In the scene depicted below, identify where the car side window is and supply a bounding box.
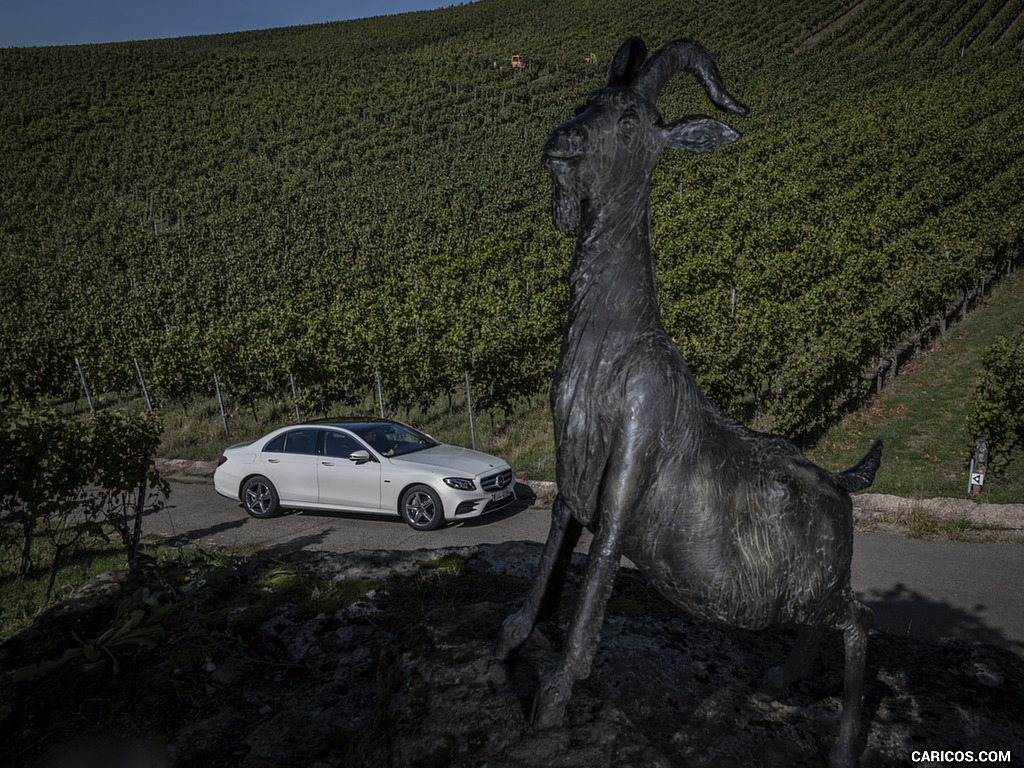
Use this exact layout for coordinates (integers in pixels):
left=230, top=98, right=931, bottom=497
left=263, top=434, right=286, bottom=452
left=323, top=431, right=362, bottom=459
left=283, top=428, right=319, bottom=455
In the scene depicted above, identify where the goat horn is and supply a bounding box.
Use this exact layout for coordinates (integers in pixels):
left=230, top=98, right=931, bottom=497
left=634, top=38, right=749, bottom=117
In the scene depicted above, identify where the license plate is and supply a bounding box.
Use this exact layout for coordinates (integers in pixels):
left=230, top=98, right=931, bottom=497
left=492, top=488, right=512, bottom=502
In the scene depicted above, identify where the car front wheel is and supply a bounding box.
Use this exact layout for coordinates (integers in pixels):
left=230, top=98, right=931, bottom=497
left=241, top=475, right=281, bottom=519
left=400, top=485, right=444, bottom=531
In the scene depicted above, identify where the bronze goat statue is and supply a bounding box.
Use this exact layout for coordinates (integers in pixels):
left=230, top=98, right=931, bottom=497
left=495, top=36, right=882, bottom=768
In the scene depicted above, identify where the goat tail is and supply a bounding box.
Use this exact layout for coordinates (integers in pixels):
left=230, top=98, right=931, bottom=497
left=832, top=440, right=883, bottom=493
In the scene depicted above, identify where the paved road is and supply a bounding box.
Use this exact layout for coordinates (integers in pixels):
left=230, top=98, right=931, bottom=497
left=148, top=475, right=1024, bottom=658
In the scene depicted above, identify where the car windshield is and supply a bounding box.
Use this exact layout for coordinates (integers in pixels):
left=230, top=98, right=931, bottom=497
left=350, top=422, right=440, bottom=457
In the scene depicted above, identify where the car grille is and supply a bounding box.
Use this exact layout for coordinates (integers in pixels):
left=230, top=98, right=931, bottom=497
left=481, top=469, right=513, bottom=492
left=454, top=489, right=515, bottom=517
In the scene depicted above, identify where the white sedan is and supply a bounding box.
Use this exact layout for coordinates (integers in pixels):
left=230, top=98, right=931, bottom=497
left=213, top=419, right=515, bottom=530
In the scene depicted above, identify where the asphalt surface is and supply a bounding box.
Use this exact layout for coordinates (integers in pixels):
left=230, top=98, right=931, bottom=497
left=147, top=475, right=1024, bottom=658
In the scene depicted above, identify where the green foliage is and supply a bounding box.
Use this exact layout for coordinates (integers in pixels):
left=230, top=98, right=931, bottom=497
left=13, top=586, right=180, bottom=681
left=967, top=327, right=1024, bottom=472
left=1, top=0, right=1022, bottom=435
left=0, top=405, right=169, bottom=602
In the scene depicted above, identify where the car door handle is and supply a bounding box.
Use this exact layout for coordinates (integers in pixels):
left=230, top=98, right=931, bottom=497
left=321, top=461, right=334, bottom=466
left=267, top=458, right=280, bottom=463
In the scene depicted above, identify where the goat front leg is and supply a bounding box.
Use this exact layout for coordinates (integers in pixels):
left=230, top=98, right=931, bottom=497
left=830, top=599, right=873, bottom=768
left=495, top=494, right=582, bottom=660
left=531, top=502, right=626, bottom=729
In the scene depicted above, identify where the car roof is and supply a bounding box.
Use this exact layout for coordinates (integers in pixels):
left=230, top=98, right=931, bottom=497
left=307, top=417, right=393, bottom=426
left=293, top=418, right=405, bottom=432
left=258, top=419, right=428, bottom=441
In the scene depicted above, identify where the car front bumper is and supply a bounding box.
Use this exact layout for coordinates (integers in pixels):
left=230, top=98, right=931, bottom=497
left=452, top=486, right=516, bottom=518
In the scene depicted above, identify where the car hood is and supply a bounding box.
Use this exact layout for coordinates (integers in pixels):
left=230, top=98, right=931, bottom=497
left=391, top=445, right=507, bottom=476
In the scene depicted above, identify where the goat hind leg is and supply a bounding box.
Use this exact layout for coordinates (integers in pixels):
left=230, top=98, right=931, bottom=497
left=760, top=623, right=825, bottom=697
left=495, top=494, right=582, bottom=660
left=830, top=600, right=873, bottom=768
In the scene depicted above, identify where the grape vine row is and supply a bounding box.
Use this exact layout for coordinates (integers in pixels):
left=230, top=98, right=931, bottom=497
left=1, top=0, right=1021, bottom=435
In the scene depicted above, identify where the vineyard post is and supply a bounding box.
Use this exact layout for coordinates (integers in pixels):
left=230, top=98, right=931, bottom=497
left=212, top=367, right=229, bottom=438
left=129, top=446, right=149, bottom=563
left=289, top=372, right=301, bottom=423
left=970, top=437, right=988, bottom=496
left=133, top=357, right=153, bottom=412
left=74, top=356, right=94, bottom=413
left=465, top=370, right=476, bottom=450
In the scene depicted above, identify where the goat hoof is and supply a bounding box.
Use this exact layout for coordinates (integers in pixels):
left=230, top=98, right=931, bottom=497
left=758, top=666, right=786, bottom=698
left=828, top=743, right=856, bottom=768
left=485, top=657, right=512, bottom=686
left=530, top=696, right=566, bottom=730
left=530, top=674, right=569, bottom=730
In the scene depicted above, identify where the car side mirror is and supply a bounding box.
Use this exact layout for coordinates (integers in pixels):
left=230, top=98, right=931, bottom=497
left=348, top=450, right=372, bottom=464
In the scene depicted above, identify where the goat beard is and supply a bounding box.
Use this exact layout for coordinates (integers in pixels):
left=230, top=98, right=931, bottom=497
left=551, top=172, right=581, bottom=232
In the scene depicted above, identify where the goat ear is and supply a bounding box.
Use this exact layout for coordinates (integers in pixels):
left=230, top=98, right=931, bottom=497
left=661, top=115, right=741, bottom=153
left=607, top=36, right=647, bottom=86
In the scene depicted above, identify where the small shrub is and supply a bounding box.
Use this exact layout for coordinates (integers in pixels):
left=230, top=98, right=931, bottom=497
left=966, top=328, right=1024, bottom=473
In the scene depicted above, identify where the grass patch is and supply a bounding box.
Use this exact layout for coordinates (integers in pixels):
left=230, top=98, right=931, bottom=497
left=906, top=508, right=970, bottom=540
left=0, top=532, right=269, bottom=647
left=1, top=532, right=137, bottom=644
left=903, top=506, right=1010, bottom=542
left=212, top=564, right=386, bottom=638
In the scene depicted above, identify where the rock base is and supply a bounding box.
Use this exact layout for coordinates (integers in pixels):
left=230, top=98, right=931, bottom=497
left=9, top=544, right=1023, bottom=768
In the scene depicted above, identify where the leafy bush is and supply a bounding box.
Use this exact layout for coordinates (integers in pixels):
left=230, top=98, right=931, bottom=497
left=967, top=328, right=1024, bottom=472
left=0, top=406, right=169, bottom=601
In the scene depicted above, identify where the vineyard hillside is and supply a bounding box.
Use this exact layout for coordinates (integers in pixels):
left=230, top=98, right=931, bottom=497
left=1, top=0, right=1022, bottom=434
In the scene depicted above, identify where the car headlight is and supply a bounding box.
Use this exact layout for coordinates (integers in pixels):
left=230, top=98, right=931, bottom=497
left=443, top=477, right=476, bottom=491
